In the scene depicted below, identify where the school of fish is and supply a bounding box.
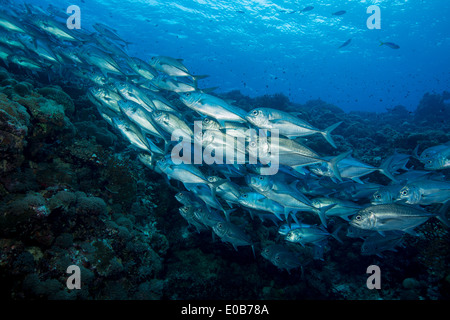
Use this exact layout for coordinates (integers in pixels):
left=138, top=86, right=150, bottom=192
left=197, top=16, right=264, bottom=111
left=1, top=2, right=448, bottom=274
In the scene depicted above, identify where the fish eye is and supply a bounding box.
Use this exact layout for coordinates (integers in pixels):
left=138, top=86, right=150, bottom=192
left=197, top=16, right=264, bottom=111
left=375, top=195, right=381, bottom=199
left=242, top=194, right=248, bottom=198
left=203, top=118, right=210, bottom=123
left=401, top=190, right=408, bottom=195
left=250, top=141, right=256, bottom=148
left=355, top=215, right=362, bottom=221
left=252, top=110, right=259, bottom=116
left=185, top=93, right=190, bottom=97
left=258, top=176, right=264, bottom=180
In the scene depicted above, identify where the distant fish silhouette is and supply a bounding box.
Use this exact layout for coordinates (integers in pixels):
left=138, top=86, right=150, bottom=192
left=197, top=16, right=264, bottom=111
left=339, top=38, right=352, bottom=49
left=379, top=41, right=400, bottom=49
left=332, top=10, right=346, bottom=16
left=301, top=6, right=314, bottom=13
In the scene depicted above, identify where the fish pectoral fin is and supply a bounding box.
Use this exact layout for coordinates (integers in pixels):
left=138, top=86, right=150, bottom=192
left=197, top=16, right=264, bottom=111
left=351, top=177, right=364, bottom=184
left=403, top=227, right=419, bottom=237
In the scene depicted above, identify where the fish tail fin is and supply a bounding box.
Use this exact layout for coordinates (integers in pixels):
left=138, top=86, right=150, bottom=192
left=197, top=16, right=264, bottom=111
left=326, top=149, right=352, bottom=182
left=251, top=244, right=256, bottom=259
left=315, top=204, right=336, bottom=228
left=331, top=224, right=344, bottom=244
left=321, top=121, right=342, bottom=148
left=224, top=208, right=236, bottom=222
left=200, top=86, right=219, bottom=94
left=192, top=74, right=209, bottom=88
left=378, top=158, right=398, bottom=183
left=290, top=212, right=300, bottom=225
left=283, top=207, right=292, bottom=221
left=437, top=201, right=450, bottom=228
left=412, top=144, right=420, bottom=160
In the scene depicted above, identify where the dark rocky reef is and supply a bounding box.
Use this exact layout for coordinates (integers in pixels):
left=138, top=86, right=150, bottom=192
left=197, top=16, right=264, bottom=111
left=0, top=68, right=169, bottom=299
left=0, top=68, right=449, bottom=300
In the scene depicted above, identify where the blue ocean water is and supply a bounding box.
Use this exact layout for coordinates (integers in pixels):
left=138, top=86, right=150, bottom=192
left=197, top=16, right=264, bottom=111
left=21, top=0, right=450, bottom=112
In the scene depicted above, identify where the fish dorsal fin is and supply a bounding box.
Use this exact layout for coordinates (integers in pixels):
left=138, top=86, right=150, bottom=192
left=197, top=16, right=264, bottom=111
left=224, top=99, right=236, bottom=104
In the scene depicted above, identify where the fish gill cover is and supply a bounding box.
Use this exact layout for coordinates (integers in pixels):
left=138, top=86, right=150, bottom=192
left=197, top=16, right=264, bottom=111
left=0, top=0, right=449, bottom=303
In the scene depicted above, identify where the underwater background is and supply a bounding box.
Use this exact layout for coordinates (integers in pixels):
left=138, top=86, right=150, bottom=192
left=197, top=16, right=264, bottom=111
left=0, top=0, right=449, bottom=300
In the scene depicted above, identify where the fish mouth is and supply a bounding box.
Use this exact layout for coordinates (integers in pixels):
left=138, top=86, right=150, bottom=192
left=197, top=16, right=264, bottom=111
left=244, top=114, right=254, bottom=122
left=348, top=220, right=358, bottom=228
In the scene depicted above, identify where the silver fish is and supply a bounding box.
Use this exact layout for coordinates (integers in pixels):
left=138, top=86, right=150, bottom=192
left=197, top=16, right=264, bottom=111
left=278, top=223, right=313, bottom=236
left=350, top=203, right=448, bottom=235
left=245, top=107, right=342, bottom=148
left=126, top=57, right=158, bottom=81
left=201, top=117, right=250, bottom=140
left=0, top=30, right=26, bottom=50
left=178, top=205, right=208, bottom=233
left=92, top=22, right=130, bottom=45
left=175, top=191, right=204, bottom=208
left=261, top=244, right=302, bottom=274
left=238, top=192, right=285, bottom=221
left=149, top=55, right=208, bottom=83
left=194, top=206, right=226, bottom=228
left=137, top=152, right=155, bottom=171
left=112, top=118, right=152, bottom=152
left=0, top=11, right=28, bottom=33
left=207, top=176, right=241, bottom=208
left=20, top=37, right=61, bottom=64
left=151, top=74, right=197, bottom=93
left=0, top=43, right=12, bottom=64
left=155, top=157, right=209, bottom=189
left=8, top=55, right=46, bottom=71
left=212, top=221, right=254, bottom=255
left=371, top=185, right=403, bottom=205
left=87, top=87, right=122, bottom=114
left=397, top=180, right=450, bottom=205
left=151, top=110, right=193, bottom=143
left=195, top=129, right=247, bottom=164
left=311, top=197, right=362, bottom=221
left=79, top=46, right=125, bottom=76
left=180, top=92, right=248, bottom=125
left=247, top=137, right=349, bottom=181
left=28, top=15, right=80, bottom=41
left=189, top=184, right=230, bottom=218
left=114, top=81, right=156, bottom=112
left=285, top=224, right=342, bottom=247
left=361, top=231, right=405, bottom=257
left=118, top=100, right=166, bottom=140
left=416, top=142, right=450, bottom=170
left=246, top=174, right=325, bottom=224
left=310, top=153, right=397, bottom=184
